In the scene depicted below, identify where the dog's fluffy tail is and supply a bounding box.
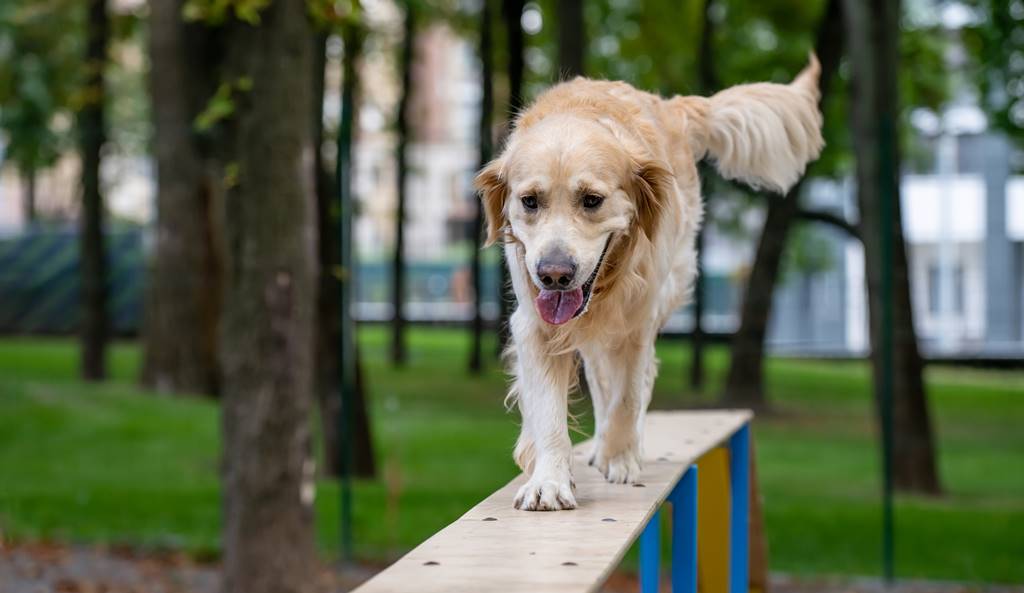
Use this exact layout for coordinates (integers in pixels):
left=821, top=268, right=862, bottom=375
left=668, top=54, right=824, bottom=194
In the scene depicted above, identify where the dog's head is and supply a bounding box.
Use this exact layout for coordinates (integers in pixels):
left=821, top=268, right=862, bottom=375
left=476, top=113, right=671, bottom=325
left=477, top=57, right=823, bottom=327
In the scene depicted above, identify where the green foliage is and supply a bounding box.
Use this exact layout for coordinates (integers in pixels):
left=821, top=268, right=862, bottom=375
left=0, top=55, right=63, bottom=174
left=585, top=0, right=705, bottom=94
left=106, top=33, right=151, bottom=157
left=193, top=77, right=252, bottom=132
left=513, top=0, right=693, bottom=98
left=711, top=0, right=820, bottom=88
left=0, top=0, right=82, bottom=177
left=222, top=161, right=240, bottom=188
left=0, top=0, right=149, bottom=181
left=182, top=0, right=273, bottom=25
left=963, top=0, right=1024, bottom=151
left=102, top=3, right=150, bottom=158
left=897, top=15, right=952, bottom=173
left=781, top=223, right=835, bottom=278
left=307, top=0, right=361, bottom=29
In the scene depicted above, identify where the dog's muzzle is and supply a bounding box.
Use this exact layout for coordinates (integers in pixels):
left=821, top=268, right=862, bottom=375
left=533, top=237, right=613, bottom=325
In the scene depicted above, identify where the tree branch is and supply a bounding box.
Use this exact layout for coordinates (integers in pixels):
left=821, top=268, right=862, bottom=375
left=796, top=208, right=861, bottom=240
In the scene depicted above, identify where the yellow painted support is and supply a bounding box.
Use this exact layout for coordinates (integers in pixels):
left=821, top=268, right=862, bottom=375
left=696, top=447, right=730, bottom=593
left=696, top=444, right=766, bottom=593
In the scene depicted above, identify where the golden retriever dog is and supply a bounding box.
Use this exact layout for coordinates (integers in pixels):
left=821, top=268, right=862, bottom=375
left=476, top=57, right=824, bottom=511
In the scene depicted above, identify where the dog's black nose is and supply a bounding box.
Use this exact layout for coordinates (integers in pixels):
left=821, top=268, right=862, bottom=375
left=537, top=250, right=576, bottom=289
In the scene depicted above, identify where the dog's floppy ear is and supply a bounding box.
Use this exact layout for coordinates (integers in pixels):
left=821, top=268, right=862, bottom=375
left=697, top=55, right=824, bottom=194
left=629, top=158, right=673, bottom=240
left=474, top=158, right=509, bottom=246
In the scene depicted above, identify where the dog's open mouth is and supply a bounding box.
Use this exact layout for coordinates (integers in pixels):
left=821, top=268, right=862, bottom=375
left=534, top=237, right=612, bottom=325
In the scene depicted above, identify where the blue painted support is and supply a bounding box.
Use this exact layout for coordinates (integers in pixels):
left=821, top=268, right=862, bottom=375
left=729, top=424, right=751, bottom=593
left=640, top=508, right=661, bottom=593
left=669, top=465, right=698, bottom=593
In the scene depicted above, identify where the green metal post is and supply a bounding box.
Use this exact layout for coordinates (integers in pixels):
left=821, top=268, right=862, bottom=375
left=878, top=117, right=895, bottom=584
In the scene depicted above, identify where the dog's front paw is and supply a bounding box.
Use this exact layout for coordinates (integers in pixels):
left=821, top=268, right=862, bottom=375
left=514, top=472, right=577, bottom=511
left=591, top=446, right=642, bottom=484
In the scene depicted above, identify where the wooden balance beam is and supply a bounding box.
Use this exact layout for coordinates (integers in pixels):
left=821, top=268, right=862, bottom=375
left=353, top=410, right=757, bottom=593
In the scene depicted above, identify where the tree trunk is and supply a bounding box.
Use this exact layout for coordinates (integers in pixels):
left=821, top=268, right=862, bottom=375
left=723, top=0, right=843, bottom=408
left=690, top=0, right=719, bottom=393
left=842, top=0, right=941, bottom=494
left=314, top=33, right=336, bottom=413
left=391, top=3, right=414, bottom=366
left=142, top=0, right=222, bottom=396
left=317, top=30, right=376, bottom=479
left=469, top=0, right=495, bottom=373
left=21, top=170, right=36, bottom=224
left=723, top=193, right=801, bottom=407
left=79, top=0, right=109, bottom=381
left=556, top=0, right=584, bottom=78
left=217, top=3, right=319, bottom=592
left=314, top=32, right=342, bottom=476
left=690, top=224, right=707, bottom=391
left=497, top=0, right=525, bottom=356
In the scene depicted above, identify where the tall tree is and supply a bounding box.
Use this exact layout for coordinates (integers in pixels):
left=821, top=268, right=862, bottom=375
left=723, top=0, right=844, bottom=408
left=689, top=0, right=719, bottom=393
left=391, top=1, right=415, bottom=366
left=334, top=16, right=379, bottom=559
left=496, top=0, right=524, bottom=355
left=469, top=0, right=495, bottom=373
left=78, top=0, right=109, bottom=381
left=217, top=1, right=319, bottom=591
left=843, top=0, right=941, bottom=494
left=315, top=22, right=376, bottom=478
left=556, top=0, right=584, bottom=78
left=142, top=0, right=222, bottom=395
left=313, top=33, right=337, bottom=458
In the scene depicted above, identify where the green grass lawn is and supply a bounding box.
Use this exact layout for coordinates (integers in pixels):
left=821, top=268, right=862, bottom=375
left=0, top=329, right=1021, bottom=583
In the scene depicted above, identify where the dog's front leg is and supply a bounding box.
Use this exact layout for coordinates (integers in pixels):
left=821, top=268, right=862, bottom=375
left=509, top=315, right=576, bottom=511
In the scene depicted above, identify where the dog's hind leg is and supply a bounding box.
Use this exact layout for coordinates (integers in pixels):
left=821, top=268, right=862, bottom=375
left=580, top=346, right=612, bottom=467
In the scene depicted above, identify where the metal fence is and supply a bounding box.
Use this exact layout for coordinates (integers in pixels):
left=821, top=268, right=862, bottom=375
left=0, top=228, right=739, bottom=336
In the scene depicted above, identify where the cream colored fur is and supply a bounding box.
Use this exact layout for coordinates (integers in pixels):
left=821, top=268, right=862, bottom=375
left=476, top=57, right=823, bottom=511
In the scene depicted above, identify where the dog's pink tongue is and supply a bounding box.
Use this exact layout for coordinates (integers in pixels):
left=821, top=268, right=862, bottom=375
left=535, top=288, right=584, bottom=325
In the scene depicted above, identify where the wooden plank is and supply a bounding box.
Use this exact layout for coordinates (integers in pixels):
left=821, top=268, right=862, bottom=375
left=353, top=410, right=752, bottom=593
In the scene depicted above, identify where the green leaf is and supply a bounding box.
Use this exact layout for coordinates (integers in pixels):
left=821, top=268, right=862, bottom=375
left=193, top=82, right=235, bottom=132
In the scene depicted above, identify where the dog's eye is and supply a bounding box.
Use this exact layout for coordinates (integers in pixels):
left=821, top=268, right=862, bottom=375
left=521, top=195, right=539, bottom=210
left=582, top=194, right=604, bottom=209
